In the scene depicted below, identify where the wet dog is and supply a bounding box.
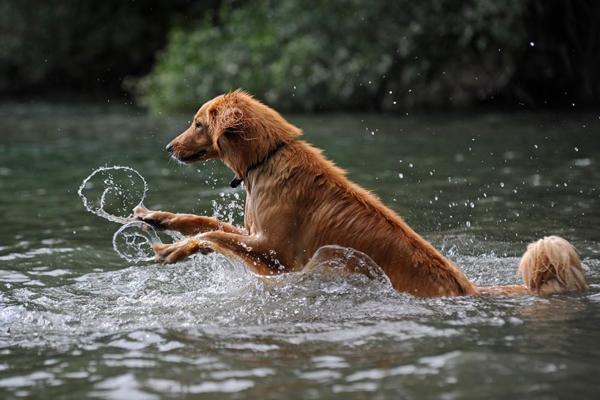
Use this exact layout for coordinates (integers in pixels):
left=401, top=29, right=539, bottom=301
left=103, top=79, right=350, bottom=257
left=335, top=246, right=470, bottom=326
left=135, top=91, right=587, bottom=297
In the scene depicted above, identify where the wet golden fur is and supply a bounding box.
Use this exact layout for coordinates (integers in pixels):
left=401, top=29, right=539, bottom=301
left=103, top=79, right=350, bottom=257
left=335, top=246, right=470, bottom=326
left=519, top=236, right=587, bottom=294
left=135, top=91, right=588, bottom=297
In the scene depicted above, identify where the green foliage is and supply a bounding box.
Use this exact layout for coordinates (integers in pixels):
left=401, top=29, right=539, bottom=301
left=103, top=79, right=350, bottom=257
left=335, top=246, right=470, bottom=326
left=137, top=0, right=527, bottom=112
left=2, top=0, right=598, bottom=109
left=0, top=0, right=215, bottom=95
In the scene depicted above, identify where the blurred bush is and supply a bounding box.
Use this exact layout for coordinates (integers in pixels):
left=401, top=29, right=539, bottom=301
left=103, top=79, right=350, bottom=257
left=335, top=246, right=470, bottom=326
left=0, top=0, right=218, bottom=97
left=1, top=0, right=598, bottom=110
left=512, top=1, right=600, bottom=107
left=137, top=0, right=527, bottom=112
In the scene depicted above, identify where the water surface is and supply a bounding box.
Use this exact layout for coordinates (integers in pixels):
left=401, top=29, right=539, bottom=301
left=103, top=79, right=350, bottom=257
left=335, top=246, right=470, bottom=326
left=0, top=104, right=599, bottom=399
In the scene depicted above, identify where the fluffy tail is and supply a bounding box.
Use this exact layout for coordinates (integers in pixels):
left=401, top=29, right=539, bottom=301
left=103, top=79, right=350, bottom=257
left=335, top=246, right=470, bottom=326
left=478, top=235, right=588, bottom=296
left=518, top=235, right=588, bottom=295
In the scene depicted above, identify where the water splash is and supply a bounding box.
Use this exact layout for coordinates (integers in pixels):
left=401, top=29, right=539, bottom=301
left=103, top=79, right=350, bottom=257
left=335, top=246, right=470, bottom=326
left=78, top=166, right=180, bottom=262
left=112, top=221, right=161, bottom=263
left=78, top=166, right=147, bottom=224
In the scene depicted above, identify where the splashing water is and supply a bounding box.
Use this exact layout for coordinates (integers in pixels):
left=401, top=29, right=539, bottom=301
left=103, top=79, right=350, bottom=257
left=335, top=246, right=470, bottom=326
left=3, top=108, right=600, bottom=399
left=112, top=221, right=162, bottom=263
left=78, top=166, right=181, bottom=262
left=78, top=166, right=147, bottom=224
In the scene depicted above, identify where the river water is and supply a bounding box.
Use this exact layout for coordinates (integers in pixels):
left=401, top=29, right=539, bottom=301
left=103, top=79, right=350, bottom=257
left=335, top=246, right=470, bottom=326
left=0, top=104, right=599, bottom=399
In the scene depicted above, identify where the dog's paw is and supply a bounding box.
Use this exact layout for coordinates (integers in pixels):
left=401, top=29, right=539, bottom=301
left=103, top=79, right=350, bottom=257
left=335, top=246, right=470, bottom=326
left=133, top=206, right=175, bottom=230
left=153, top=239, right=212, bottom=264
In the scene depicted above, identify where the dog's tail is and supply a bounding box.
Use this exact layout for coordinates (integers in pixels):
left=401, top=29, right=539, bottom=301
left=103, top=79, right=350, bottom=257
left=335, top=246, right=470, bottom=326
left=479, top=236, right=588, bottom=296
left=518, top=236, right=587, bottom=295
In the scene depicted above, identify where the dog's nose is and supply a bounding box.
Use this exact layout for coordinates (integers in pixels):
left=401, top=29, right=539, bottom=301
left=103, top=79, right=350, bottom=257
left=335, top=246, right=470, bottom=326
left=165, top=143, right=174, bottom=154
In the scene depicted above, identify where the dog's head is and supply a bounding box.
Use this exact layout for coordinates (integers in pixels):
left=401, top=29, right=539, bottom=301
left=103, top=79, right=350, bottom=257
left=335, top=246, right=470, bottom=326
left=166, top=90, right=301, bottom=176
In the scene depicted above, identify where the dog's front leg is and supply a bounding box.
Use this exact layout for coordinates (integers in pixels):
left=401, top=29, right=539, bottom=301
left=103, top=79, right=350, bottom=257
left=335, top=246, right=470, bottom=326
left=154, top=231, right=290, bottom=275
left=134, top=206, right=244, bottom=236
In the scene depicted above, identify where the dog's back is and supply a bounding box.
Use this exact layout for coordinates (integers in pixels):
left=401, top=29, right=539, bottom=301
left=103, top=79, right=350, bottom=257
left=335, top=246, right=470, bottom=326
left=247, top=140, right=477, bottom=297
left=157, top=90, right=587, bottom=297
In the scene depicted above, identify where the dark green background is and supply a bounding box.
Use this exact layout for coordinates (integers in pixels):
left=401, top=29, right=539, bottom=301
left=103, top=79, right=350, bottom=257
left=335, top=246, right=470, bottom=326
left=1, top=0, right=599, bottom=111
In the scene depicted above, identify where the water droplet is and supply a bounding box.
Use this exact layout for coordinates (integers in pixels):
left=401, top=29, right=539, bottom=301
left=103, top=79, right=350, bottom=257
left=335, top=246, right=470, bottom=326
left=500, top=182, right=505, bottom=188
left=398, top=173, right=404, bottom=179
left=529, top=42, right=535, bottom=47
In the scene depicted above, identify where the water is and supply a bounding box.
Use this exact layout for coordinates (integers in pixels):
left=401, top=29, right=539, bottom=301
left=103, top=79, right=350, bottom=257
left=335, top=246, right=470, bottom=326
left=78, top=165, right=148, bottom=225
left=0, top=104, right=599, bottom=399
left=77, top=166, right=182, bottom=262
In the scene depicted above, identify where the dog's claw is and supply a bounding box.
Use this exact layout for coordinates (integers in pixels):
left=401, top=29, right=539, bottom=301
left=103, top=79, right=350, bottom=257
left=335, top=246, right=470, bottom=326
left=152, top=239, right=209, bottom=264
left=133, top=206, right=148, bottom=217
left=132, top=207, right=173, bottom=231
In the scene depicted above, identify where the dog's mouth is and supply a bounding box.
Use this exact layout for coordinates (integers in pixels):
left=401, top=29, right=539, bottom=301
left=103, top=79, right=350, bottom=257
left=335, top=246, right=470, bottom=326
left=177, top=150, right=208, bottom=163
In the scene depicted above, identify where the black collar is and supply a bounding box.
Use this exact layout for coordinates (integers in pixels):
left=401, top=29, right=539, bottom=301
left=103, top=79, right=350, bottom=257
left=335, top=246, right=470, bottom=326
left=229, top=141, right=289, bottom=188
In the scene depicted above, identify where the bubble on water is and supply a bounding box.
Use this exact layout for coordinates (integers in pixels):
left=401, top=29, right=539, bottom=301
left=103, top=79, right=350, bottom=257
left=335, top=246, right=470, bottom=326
left=302, top=245, right=390, bottom=286
left=78, top=166, right=147, bottom=224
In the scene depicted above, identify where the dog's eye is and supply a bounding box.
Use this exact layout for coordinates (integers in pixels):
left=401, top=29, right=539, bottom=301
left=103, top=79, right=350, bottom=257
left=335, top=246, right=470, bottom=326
left=195, top=121, right=204, bottom=130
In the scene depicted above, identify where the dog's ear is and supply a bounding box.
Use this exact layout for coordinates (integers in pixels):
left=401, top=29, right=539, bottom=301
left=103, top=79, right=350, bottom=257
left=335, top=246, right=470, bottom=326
left=209, top=105, right=244, bottom=153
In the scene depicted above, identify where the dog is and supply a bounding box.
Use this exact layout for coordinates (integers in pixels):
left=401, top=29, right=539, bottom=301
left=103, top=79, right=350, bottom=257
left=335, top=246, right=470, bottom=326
left=134, top=90, right=588, bottom=297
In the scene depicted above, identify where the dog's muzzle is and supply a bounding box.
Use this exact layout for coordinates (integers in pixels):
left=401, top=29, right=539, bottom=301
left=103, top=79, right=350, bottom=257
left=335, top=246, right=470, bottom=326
left=177, top=150, right=208, bottom=163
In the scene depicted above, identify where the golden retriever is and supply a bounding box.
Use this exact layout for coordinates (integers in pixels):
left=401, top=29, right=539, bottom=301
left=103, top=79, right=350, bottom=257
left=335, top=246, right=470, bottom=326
left=134, top=91, right=588, bottom=297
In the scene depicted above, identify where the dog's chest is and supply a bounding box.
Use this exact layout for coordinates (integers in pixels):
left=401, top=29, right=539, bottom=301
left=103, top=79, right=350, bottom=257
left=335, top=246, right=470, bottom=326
left=243, top=184, right=281, bottom=236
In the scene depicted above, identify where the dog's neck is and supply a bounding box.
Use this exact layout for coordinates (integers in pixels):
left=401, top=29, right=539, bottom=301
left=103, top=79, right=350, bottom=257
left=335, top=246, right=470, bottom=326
left=229, top=140, right=289, bottom=188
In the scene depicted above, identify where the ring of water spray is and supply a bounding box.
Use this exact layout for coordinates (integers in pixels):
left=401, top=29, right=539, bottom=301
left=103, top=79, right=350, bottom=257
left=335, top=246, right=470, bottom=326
left=78, top=166, right=175, bottom=262
left=112, top=221, right=161, bottom=263
left=78, top=166, right=148, bottom=224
